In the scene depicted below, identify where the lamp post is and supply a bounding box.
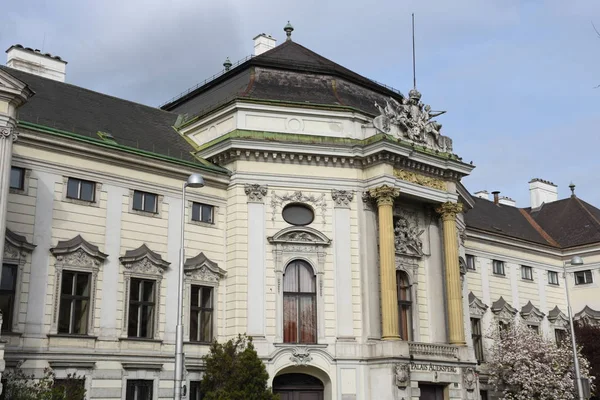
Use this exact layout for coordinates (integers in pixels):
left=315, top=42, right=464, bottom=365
left=564, top=255, right=584, bottom=400
left=174, top=173, right=205, bottom=400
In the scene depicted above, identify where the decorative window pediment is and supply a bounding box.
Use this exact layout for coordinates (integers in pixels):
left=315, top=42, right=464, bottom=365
left=119, top=244, right=169, bottom=275
left=520, top=301, right=545, bottom=324
left=491, top=296, right=517, bottom=321
left=4, top=228, right=36, bottom=263
left=50, top=234, right=107, bottom=267
left=268, top=226, right=331, bottom=247
left=184, top=252, right=226, bottom=282
left=574, top=306, right=600, bottom=326
left=468, top=292, right=488, bottom=317
left=547, top=306, right=569, bottom=328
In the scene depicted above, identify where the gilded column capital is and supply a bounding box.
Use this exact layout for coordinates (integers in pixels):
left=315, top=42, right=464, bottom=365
left=0, top=127, right=17, bottom=141
left=244, top=184, right=268, bottom=203
left=368, top=185, right=400, bottom=207
left=435, top=202, right=463, bottom=221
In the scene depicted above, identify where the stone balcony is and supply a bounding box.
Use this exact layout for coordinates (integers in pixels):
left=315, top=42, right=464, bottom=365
left=408, top=342, right=459, bottom=359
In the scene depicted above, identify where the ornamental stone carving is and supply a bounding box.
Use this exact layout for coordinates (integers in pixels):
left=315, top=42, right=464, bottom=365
left=271, top=190, right=327, bottom=226
left=394, top=363, right=410, bottom=388
left=491, top=296, right=517, bottom=322
left=463, top=367, right=477, bottom=391
left=393, top=169, right=446, bottom=191
left=435, top=202, right=463, bottom=221
left=368, top=185, right=400, bottom=207
left=394, top=215, right=424, bottom=257
left=0, top=127, right=17, bottom=141
left=370, top=89, right=453, bottom=153
left=547, top=306, right=569, bottom=328
left=361, top=191, right=374, bottom=210
left=468, top=292, right=488, bottom=317
left=244, top=184, right=268, bottom=203
left=120, top=244, right=170, bottom=275
left=331, top=189, right=354, bottom=208
left=520, top=301, right=545, bottom=324
left=4, top=229, right=35, bottom=265
left=289, top=347, right=312, bottom=366
left=51, top=234, right=107, bottom=267
left=184, top=252, right=226, bottom=282
left=268, top=226, right=331, bottom=247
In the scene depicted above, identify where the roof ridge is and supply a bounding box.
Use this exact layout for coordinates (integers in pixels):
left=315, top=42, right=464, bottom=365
left=518, top=208, right=561, bottom=247
left=0, top=65, right=178, bottom=117
left=574, top=196, right=600, bottom=230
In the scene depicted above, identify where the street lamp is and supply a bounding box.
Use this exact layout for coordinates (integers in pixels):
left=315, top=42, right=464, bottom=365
left=174, top=173, right=205, bottom=400
left=564, top=255, right=585, bottom=400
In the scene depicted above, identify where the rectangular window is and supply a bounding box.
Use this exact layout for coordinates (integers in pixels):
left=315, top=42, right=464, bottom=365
left=548, top=271, right=560, bottom=286
left=189, top=381, right=202, bottom=400
left=521, top=266, right=533, bottom=281
left=480, top=391, right=489, bottom=400
left=466, top=254, right=476, bottom=271
left=133, top=190, right=158, bottom=213
left=190, top=285, right=213, bottom=343
left=9, top=167, right=24, bottom=190
left=66, top=178, right=95, bottom=202
left=574, top=270, right=593, bottom=285
left=52, top=378, right=86, bottom=400
left=58, top=271, right=91, bottom=335
left=492, top=260, right=505, bottom=276
left=498, top=320, right=510, bottom=332
left=192, top=202, right=214, bottom=224
left=555, top=328, right=567, bottom=346
left=471, top=318, right=484, bottom=362
left=0, top=264, right=17, bottom=332
left=528, top=324, right=539, bottom=334
left=128, top=278, right=155, bottom=338
left=126, top=380, right=153, bottom=400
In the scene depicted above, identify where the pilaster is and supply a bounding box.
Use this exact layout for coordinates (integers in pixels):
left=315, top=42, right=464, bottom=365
left=435, top=202, right=466, bottom=345
left=332, top=189, right=354, bottom=339
left=368, top=185, right=400, bottom=340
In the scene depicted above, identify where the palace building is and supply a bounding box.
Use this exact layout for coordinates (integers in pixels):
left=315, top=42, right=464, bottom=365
left=0, top=24, right=598, bottom=400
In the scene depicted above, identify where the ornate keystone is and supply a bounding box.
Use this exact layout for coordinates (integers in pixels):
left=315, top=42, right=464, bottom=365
left=289, top=347, right=312, bottom=366
left=331, top=189, right=354, bottom=208
left=394, top=363, right=410, bottom=388
left=368, top=185, right=400, bottom=207
left=463, top=367, right=477, bottom=391
left=435, top=202, right=463, bottom=221
left=244, top=184, right=268, bottom=203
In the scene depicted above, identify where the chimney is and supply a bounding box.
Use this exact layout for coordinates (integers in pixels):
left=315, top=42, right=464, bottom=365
left=498, top=196, right=516, bottom=207
left=6, top=44, right=67, bottom=82
left=492, top=191, right=500, bottom=205
left=253, top=34, right=276, bottom=56
left=529, top=178, right=558, bottom=208
left=474, top=190, right=490, bottom=200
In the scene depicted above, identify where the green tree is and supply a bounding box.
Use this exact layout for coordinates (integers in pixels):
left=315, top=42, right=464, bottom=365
left=200, top=334, right=278, bottom=400
left=575, top=322, right=600, bottom=397
left=2, top=364, right=86, bottom=400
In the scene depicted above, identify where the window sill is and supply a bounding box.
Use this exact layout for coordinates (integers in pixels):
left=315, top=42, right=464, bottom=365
left=1, top=331, right=23, bottom=337
left=118, top=337, right=163, bottom=343
left=184, top=341, right=212, bottom=345
left=189, top=219, right=217, bottom=228
left=466, top=268, right=476, bottom=273
left=491, top=273, right=507, bottom=278
left=47, top=333, right=98, bottom=340
left=64, top=197, right=98, bottom=207
left=273, top=343, right=327, bottom=348
left=9, top=188, right=27, bottom=195
left=548, top=283, right=560, bottom=287
left=521, top=278, right=535, bottom=283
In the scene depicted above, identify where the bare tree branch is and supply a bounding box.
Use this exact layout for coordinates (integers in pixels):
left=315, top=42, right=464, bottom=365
left=592, top=21, right=600, bottom=38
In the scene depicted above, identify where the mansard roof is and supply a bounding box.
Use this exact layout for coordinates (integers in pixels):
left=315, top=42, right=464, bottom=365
left=465, top=195, right=600, bottom=248
left=0, top=65, right=228, bottom=175
left=161, top=40, right=405, bottom=119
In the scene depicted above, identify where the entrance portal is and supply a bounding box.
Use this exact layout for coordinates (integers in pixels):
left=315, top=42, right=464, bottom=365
left=273, top=373, right=324, bottom=400
left=419, top=384, right=445, bottom=400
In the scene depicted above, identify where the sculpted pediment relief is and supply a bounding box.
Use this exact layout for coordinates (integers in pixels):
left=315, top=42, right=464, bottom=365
left=574, top=306, right=600, bottom=326
left=184, top=252, right=226, bottom=282
left=4, top=228, right=36, bottom=262
left=469, top=292, right=488, bottom=317
left=268, top=226, right=331, bottom=247
left=547, top=306, right=569, bottom=328
left=120, top=244, right=169, bottom=275
left=520, top=301, right=545, bottom=324
left=51, top=234, right=106, bottom=268
left=491, top=296, right=517, bottom=321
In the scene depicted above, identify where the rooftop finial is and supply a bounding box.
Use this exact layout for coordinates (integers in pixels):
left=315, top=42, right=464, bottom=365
left=569, top=182, right=576, bottom=197
left=412, top=13, right=417, bottom=90
left=223, top=57, right=232, bottom=71
left=284, top=21, right=294, bottom=41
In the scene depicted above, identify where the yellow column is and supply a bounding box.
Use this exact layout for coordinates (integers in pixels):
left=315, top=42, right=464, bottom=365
left=369, top=185, right=400, bottom=340
left=435, top=202, right=465, bottom=345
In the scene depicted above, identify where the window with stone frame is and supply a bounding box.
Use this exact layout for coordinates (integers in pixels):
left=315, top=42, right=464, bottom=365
left=66, top=177, right=96, bottom=202
left=521, top=265, right=534, bottom=281
left=466, top=254, right=476, bottom=271
left=574, top=270, right=593, bottom=285
left=125, top=380, right=153, bottom=400
left=283, top=260, right=317, bottom=344
left=128, top=278, right=156, bottom=339
left=548, top=270, right=560, bottom=286
left=492, top=260, right=505, bottom=276
left=555, top=328, right=567, bottom=346
left=132, top=190, right=158, bottom=213
left=52, top=378, right=86, bottom=400
left=58, top=271, right=92, bottom=335
left=189, top=381, right=202, bottom=400
left=527, top=324, right=540, bottom=334
left=0, top=264, right=18, bottom=332
left=191, top=202, right=214, bottom=224
left=9, top=166, right=25, bottom=190
left=396, top=271, right=412, bottom=341
left=190, top=285, right=213, bottom=343
left=471, top=317, right=484, bottom=362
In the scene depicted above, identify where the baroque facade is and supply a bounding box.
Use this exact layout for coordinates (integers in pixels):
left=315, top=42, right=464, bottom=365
left=0, top=31, right=598, bottom=400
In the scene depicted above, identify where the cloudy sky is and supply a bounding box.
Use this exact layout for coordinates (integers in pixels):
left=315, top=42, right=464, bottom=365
left=2, top=0, right=600, bottom=207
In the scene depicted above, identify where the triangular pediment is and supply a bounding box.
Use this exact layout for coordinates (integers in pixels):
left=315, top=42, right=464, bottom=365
left=267, top=226, right=331, bottom=246
left=184, top=252, right=226, bottom=282
left=0, top=68, right=35, bottom=104
left=120, top=244, right=169, bottom=275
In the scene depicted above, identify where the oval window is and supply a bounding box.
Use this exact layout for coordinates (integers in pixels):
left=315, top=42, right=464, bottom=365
left=282, top=203, right=314, bottom=226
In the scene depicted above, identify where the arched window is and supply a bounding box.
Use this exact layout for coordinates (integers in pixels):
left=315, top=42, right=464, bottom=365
left=283, top=260, right=317, bottom=343
left=397, top=271, right=412, bottom=340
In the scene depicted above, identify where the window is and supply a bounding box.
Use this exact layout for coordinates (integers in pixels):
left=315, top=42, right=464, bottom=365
left=480, top=391, right=489, bottom=400
left=126, top=380, right=153, bottom=400
left=190, top=285, right=213, bottom=342
left=0, top=264, right=17, bottom=332
left=466, top=254, right=476, bottom=271
left=397, top=271, right=412, bottom=340
left=527, top=324, right=539, bottom=334
left=521, top=266, right=533, bottom=281
left=192, top=202, right=214, bottom=224
left=133, top=190, right=158, bottom=213
left=498, top=320, right=510, bottom=332
left=128, top=279, right=155, bottom=338
left=282, top=203, right=314, bottom=226
left=574, top=270, right=593, bottom=285
left=555, top=328, right=567, bottom=346
left=283, top=260, right=316, bottom=344
left=189, top=381, right=202, bottom=400
left=471, top=318, right=484, bottom=362
left=492, top=260, right=505, bottom=276
left=548, top=271, right=560, bottom=286
left=9, top=167, right=24, bottom=190
left=58, top=271, right=91, bottom=335
left=66, top=178, right=95, bottom=202
left=53, top=378, right=85, bottom=400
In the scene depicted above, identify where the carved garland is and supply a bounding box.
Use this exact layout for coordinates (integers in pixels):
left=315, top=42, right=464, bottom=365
left=393, top=169, right=446, bottom=191
left=270, top=191, right=327, bottom=226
